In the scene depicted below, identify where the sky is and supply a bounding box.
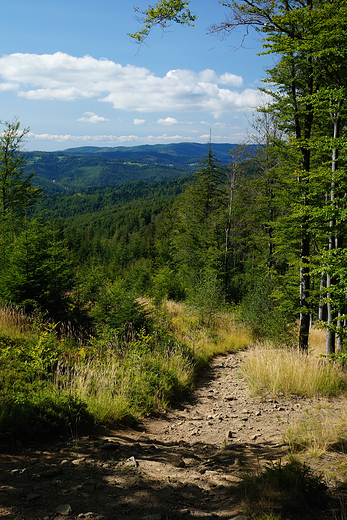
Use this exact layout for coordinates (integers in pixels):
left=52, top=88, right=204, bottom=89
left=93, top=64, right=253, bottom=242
left=0, top=0, right=274, bottom=151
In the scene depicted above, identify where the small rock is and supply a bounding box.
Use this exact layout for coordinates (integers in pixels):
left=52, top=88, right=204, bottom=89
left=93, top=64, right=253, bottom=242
left=9, top=487, right=25, bottom=496
left=100, top=442, right=120, bottom=451
left=40, top=467, right=62, bottom=478
left=26, top=493, right=41, bottom=501
left=82, top=481, right=97, bottom=492
left=126, top=456, right=138, bottom=467
left=139, top=435, right=151, bottom=442
left=171, top=458, right=186, bottom=468
left=72, top=458, right=85, bottom=465
left=226, top=430, right=233, bottom=439
left=55, top=504, right=72, bottom=515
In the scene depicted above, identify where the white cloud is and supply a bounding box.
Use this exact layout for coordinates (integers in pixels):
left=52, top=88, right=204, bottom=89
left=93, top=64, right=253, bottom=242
left=27, top=132, right=140, bottom=143
left=157, top=117, right=179, bottom=126
left=134, top=119, right=145, bottom=125
left=0, top=82, right=19, bottom=91
left=77, top=111, right=109, bottom=123
left=0, top=52, right=268, bottom=117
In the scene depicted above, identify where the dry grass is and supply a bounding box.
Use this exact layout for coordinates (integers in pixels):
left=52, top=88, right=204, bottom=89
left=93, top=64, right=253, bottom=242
left=0, top=303, right=33, bottom=338
left=242, top=345, right=346, bottom=398
left=64, top=347, right=196, bottom=425
left=166, top=300, right=252, bottom=360
left=285, top=402, right=347, bottom=457
left=309, top=326, right=327, bottom=356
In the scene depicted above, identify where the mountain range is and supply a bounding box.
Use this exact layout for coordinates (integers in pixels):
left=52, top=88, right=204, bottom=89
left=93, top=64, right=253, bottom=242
left=24, top=142, right=257, bottom=194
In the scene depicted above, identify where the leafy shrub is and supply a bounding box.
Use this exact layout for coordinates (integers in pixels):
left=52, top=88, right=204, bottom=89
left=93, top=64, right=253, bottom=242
left=237, top=278, right=297, bottom=346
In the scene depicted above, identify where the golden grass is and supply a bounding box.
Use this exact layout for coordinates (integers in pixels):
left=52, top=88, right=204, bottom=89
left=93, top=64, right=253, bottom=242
left=0, top=303, right=33, bottom=339
left=242, top=345, right=346, bottom=398
left=60, top=347, right=196, bottom=425
left=308, top=326, right=327, bottom=356
left=165, top=300, right=252, bottom=359
left=284, top=402, right=347, bottom=456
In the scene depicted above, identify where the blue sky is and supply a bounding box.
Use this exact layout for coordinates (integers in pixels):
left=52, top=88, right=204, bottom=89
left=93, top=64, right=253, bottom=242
left=0, top=0, right=274, bottom=151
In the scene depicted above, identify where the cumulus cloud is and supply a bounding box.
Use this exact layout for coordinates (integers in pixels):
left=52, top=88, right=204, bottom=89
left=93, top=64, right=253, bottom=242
left=27, top=132, right=140, bottom=143
left=157, top=117, right=179, bottom=125
left=0, top=52, right=267, bottom=117
left=77, top=111, right=109, bottom=123
left=134, top=119, right=145, bottom=125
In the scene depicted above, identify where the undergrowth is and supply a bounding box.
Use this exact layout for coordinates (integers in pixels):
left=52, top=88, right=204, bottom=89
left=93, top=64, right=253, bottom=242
left=0, top=300, right=250, bottom=445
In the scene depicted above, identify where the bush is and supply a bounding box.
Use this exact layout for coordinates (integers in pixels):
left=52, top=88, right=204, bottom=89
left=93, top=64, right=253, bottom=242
left=240, top=460, right=328, bottom=516
left=0, top=392, right=93, bottom=445
left=237, top=278, right=297, bottom=346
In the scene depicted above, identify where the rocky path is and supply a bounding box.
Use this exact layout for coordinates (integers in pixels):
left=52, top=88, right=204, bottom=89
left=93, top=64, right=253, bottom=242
left=0, top=351, right=343, bottom=520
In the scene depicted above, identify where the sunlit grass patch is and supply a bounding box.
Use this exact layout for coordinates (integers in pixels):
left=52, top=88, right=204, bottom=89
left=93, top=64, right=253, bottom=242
left=0, top=303, right=33, bottom=340
left=242, top=346, right=346, bottom=398
left=309, top=325, right=326, bottom=356
left=65, top=346, right=195, bottom=425
left=166, top=300, right=251, bottom=360
left=284, top=400, right=347, bottom=456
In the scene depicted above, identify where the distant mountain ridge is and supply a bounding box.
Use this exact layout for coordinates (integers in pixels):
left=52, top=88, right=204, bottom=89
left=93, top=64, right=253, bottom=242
left=61, top=142, right=255, bottom=165
left=24, top=142, right=257, bottom=194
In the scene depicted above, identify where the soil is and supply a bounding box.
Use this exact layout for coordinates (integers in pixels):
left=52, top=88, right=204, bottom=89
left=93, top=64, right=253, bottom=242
left=1, top=350, right=346, bottom=520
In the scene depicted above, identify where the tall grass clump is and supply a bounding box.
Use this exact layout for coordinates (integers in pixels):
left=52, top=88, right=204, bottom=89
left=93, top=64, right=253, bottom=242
left=62, top=329, right=196, bottom=425
left=242, top=346, right=347, bottom=397
left=285, top=404, right=347, bottom=456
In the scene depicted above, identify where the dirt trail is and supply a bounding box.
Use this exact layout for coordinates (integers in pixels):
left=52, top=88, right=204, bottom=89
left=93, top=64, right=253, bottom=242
left=0, top=350, right=345, bottom=520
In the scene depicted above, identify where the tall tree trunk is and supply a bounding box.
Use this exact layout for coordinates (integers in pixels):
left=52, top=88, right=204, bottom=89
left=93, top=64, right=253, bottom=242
left=326, top=108, right=341, bottom=355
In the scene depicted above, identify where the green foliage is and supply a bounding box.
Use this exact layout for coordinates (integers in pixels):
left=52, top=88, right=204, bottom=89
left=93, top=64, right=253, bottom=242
left=91, top=278, right=150, bottom=332
left=326, top=351, right=347, bottom=367
left=128, top=0, right=196, bottom=44
left=0, top=392, right=92, bottom=444
left=188, top=269, right=224, bottom=327
left=0, top=217, right=74, bottom=319
left=0, top=120, right=42, bottom=227
left=237, top=277, right=297, bottom=346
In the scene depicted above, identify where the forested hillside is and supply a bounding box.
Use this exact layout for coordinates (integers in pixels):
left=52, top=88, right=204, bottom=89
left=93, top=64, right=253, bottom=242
left=24, top=142, right=257, bottom=194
